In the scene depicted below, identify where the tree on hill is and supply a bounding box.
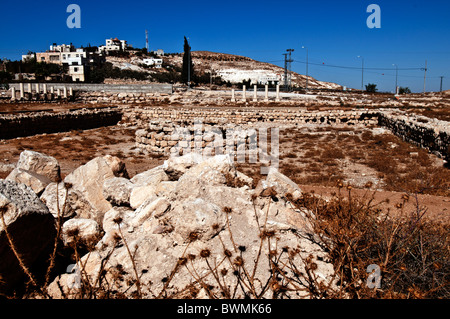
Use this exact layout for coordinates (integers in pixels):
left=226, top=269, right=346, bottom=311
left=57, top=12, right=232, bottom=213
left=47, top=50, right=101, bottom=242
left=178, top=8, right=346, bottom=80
left=365, top=83, right=378, bottom=93
left=182, top=36, right=194, bottom=85
left=399, top=87, right=411, bottom=94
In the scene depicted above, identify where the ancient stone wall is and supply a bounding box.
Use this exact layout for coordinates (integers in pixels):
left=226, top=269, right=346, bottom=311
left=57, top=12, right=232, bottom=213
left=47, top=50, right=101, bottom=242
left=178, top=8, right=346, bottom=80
left=130, top=108, right=380, bottom=156
left=128, top=107, right=449, bottom=161
left=0, top=108, right=122, bottom=140
left=124, top=107, right=380, bottom=127
left=76, top=91, right=171, bottom=104
left=378, top=113, right=450, bottom=162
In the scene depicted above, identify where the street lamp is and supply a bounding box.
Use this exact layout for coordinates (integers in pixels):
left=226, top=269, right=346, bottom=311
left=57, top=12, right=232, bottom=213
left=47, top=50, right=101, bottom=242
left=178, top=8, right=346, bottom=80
left=302, top=46, right=308, bottom=91
left=392, top=64, right=398, bottom=94
left=357, top=56, right=364, bottom=91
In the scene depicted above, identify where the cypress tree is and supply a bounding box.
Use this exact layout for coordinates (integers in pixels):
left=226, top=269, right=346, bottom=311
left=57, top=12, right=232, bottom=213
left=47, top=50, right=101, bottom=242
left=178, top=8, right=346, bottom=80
left=182, top=36, right=193, bottom=84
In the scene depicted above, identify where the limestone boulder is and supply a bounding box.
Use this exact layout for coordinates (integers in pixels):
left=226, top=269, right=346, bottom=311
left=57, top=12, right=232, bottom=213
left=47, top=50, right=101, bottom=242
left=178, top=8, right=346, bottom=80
left=129, top=185, right=157, bottom=209
left=102, top=177, right=134, bottom=207
left=61, top=218, right=102, bottom=247
left=48, top=155, right=336, bottom=299
left=6, top=168, right=51, bottom=195
left=266, top=167, right=302, bottom=200
left=15, top=150, right=61, bottom=183
left=0, top=180, right=55, bottom=295
left=63, top=157, right=115, bottom=223
left=162, top=153, right=204, bottom=180
left=103, top=154, right=129, bottom=179
left=136, top=196, right=227, bottom=245
left=130, top=165, right=169, bottom=187
left=40, top=182, right=74, bottom=219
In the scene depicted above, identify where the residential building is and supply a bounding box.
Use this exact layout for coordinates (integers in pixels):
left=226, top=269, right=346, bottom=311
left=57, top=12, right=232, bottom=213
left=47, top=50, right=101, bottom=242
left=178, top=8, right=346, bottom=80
left=33, top=43, right=104, bottom=82
left=143, top=57, right=163, bottom=68
left=36, top=52, right=63, bottom=65
left=153, top=49, right=164, bottom=56
left=98, top=38, right=132, bottom=53
left=21, top=53, right=35, bottom=62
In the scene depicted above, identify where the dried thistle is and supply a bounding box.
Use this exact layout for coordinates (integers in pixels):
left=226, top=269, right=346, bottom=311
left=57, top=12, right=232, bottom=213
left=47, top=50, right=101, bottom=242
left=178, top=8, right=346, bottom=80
left=64, top=182, right=73, bottom=190
left=113, top=216, right=123, bottom=225
left=200, top=249, right=211, bottom=258
left=178, top=257, right=188, bottom=266
left=365, top=181, right=373, bottom=188
left=188, top=231, right=200, bottom=242
left=224, top=249, right=232, bottom=258
left=233, top=256, right=244, bottom=267
left=260, top=229, right=275, bottom=239
left=66, top=227, right=80, bottom=239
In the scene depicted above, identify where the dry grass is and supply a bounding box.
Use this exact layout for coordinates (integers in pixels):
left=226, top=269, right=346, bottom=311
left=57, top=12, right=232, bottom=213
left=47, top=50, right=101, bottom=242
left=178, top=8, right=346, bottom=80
left=273, top=126, right=450, bottom=196
left=288, top=187, right=450, bottom=298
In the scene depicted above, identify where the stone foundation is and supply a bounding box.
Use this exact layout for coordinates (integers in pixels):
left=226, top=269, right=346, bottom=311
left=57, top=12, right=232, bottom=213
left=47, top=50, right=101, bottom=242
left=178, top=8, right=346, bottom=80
left=128, top=107, right=449, bottom=162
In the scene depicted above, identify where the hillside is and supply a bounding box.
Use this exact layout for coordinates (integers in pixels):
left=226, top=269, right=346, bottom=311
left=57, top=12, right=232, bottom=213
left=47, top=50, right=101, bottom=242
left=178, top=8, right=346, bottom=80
left=106, top=51, right=342, bottom=90
left=174, top=51, right=342, bottom=90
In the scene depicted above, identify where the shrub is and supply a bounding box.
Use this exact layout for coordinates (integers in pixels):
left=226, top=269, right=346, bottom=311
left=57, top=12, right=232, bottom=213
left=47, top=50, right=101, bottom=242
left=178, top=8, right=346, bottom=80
left=399, top=87, right=411, bottom=94
left=290, top=188, right=450, bottom=298
left=365, top=83, right=378, bottom=93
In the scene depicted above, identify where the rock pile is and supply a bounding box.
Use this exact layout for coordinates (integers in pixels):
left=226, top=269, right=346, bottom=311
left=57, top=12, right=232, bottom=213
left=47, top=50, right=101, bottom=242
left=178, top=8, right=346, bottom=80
left=1, top=150, right=337, bottom=298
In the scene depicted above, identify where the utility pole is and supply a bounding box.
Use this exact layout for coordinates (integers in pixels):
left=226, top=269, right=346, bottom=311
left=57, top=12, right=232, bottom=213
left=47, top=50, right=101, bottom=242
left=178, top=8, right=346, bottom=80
left=145, top=30, right=149, bottom=52
left=423, top=60, right=427, bottom=93
left=357, top=56, right=364, bottom=91
left=283, top=53, right=288, bottom=91
left=286, top=49, right=294, bottom=91
left=440, top=76, right=444, bottom=92
left=392, top=64, right=398, bottom=94
left=302, top=46, right=308, bottom=91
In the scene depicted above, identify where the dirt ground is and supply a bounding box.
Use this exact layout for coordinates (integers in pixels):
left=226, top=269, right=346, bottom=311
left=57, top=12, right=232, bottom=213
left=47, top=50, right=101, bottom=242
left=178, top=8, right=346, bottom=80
left=0, top=125, right=164, bottom=180
left=0, top=119, right=448, bottom=224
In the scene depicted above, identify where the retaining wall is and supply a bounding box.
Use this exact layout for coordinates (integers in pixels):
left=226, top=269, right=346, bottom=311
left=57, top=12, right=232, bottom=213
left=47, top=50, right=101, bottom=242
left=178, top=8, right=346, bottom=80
left=0, top=108, right=122, bottom=140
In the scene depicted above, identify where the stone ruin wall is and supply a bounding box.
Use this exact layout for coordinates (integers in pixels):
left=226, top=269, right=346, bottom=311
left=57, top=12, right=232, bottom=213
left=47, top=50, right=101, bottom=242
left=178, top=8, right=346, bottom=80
left=75, top=92, right=172, bottom=105
left=129, top=107, right=450, bottom=163
left=0, top=107, right=122, bottom=140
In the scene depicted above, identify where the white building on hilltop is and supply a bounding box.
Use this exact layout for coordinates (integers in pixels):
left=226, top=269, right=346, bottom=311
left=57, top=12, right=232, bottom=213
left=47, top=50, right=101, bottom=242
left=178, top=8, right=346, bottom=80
left=143, top=57, right=163, bottom=68
left=217, top=69, right=280, bottom=85
left=99, top=38, right=131, bottom=53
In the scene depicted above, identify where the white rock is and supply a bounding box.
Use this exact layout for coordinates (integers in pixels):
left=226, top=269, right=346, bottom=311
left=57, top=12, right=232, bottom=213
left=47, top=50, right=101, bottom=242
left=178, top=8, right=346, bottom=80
left=64, top=157, right=115, bottom=222
left=129, top=184, right=157, bottom=209
left=15, top=150, right=61, bottom=183
left=40, top=182, right=74, bottom=218
left=102, top=177, right=134, bottom=206
left=131, top=197, right=170, bottom=228
left=266, top=167, right=302, bottom=200
left=62, top=218, right=101, bottom=246
left=6, top=168, right=51, bottom=195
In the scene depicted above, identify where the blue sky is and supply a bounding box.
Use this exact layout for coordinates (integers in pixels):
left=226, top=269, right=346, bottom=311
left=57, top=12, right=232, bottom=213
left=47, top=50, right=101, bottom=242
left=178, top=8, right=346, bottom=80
left=1, top=0, right=449, bottom=92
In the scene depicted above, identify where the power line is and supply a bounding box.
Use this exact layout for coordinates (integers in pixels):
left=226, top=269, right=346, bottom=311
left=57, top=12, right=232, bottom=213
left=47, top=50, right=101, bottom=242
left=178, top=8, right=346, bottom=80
left=255, top=58, right=444, bottom=79
left=293, top=60, right=423, bottom=71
